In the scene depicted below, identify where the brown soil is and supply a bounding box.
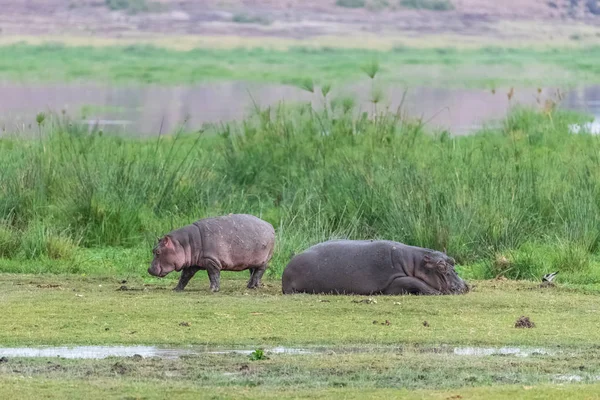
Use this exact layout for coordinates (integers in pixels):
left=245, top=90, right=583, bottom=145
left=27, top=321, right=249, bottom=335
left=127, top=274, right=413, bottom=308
left=0, top=0, right=597, bottom=43
left=514, top=316, right=535, bottom=328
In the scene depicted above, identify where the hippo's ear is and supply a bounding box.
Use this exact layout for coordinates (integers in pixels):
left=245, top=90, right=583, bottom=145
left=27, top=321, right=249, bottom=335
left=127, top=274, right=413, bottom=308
left=423, top=254, right=433, bottom=264
left=161, top=235, right=175, bottom=250
left=443, top=247, right=447, bottom=254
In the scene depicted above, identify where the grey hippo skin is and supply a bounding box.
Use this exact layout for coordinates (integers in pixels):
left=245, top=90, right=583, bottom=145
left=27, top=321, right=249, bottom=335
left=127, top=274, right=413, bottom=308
left=148, top=214, right=275, bottom=292
left=282, top=240, right=469, bottom=296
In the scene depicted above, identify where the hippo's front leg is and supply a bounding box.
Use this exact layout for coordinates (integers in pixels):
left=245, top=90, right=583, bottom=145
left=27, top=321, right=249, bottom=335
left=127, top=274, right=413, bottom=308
left=383, top=276, right=441, bottom=295
left=174, top=267, right=201, bottom=292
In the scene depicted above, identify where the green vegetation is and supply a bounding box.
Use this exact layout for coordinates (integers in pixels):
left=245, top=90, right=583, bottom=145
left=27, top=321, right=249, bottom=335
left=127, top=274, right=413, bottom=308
left=249, top=348, right=269, bottom=361
left=400, top=0, right=454, bottom=11
left=3, top=331, right=600, bottom=397
left=3, top=379, right=600, bottom=400
left=232, top=12, right=272, bottom=25
left=1, top=100, right=600, bottom=283
left=1, top=275, right=600, bottom=347
left=2, top=275, right=600, bottom=398
left=104, top=0, right=161, bottom=14
left=2, top=43, right=600, bottom=87
left=336, top=0, right=367, bottom=8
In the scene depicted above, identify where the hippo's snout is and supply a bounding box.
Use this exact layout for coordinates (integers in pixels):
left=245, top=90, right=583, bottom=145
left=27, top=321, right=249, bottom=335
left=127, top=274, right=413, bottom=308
left=148, top=266, right=165, bottom=278
left=452, top=280, right=470, bottom=294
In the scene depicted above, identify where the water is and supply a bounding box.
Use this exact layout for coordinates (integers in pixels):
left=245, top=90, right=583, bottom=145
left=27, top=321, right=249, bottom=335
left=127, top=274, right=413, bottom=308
left=0, top=345, right=555, bottom=359
left=453, top=346, right=552, bottom=357
left=1, top=81, right=599, bottom=136
left=0, top=346, right=317, bottom=359
left=0, top=346, right=194, bottom=360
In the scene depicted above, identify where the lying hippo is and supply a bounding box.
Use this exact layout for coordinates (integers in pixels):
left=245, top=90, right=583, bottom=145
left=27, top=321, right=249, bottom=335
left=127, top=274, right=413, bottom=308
left=282, top=240, right=468, bottom=296
left=148, top=214, right=275, bottom=292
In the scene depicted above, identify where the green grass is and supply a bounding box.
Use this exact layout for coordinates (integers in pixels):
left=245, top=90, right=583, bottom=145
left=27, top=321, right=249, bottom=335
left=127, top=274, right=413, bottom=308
left=3, top=379, right=600, bottom=400
left=104, top=0, right=162, bottom=14
left=232, top=12, right=272, bottom=25
left=1, top=275, right=600, bottom=347
left=336, top=0, right=367, bottom=8
left=2, top=43, right=600, bottom=87
left=0, top=273, right=600, bottom=346
left=3, top=340, right=600, bottom=396
left=400, top=0, right=454, bottom=11
left=2, top=275, right=600, bottom=398
left=1, top=101, right=600, bottom=283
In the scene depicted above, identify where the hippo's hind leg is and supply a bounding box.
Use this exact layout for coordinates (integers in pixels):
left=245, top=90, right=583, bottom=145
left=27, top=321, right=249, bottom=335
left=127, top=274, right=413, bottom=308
left=383, top=277, right=441, bottom=296
left=247, top=264, right=267, bottom=289
left=174, top=267, right=201, bottom=292
left=247, top=268, right=256, bottom=287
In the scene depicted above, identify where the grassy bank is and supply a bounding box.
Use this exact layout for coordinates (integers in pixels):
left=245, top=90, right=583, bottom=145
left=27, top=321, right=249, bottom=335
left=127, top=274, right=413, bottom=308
left=1, top=101, right=600, bottom=282
left=3, top=379, right=600, bottom=400
left=0, top=43, right=599, bottom=87
left=1, top=275, right=600, bottom=347
left=2, top=276, right=600, bottom=398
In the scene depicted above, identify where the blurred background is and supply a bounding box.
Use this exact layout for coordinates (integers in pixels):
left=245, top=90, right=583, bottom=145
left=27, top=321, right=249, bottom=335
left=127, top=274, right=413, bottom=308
left=1, top=0, right=599, bottom=136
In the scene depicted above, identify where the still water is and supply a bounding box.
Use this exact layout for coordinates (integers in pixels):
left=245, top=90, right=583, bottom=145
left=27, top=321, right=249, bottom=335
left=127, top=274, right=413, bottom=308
left=1, top=81, right=599, bottom=136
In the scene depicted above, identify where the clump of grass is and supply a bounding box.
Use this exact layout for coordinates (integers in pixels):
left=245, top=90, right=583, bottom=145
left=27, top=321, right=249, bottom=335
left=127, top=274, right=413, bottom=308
left=400, top=0, right=454, bottom=11
left=18, top=223, right=77, bottom=261
left=105, top=0, right=161, bottom=14
left=232, top=13, right=271, bottom=25
left=0, top=224, right=19, bottom=258
left=368, top=0, right=392, bottom=11
left=249, top=348, right=269, bottom=361
left=336, top=0, right=367, bottom=8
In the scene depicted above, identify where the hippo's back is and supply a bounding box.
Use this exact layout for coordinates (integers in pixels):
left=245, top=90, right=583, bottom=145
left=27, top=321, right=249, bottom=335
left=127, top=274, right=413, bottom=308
left=282, top=240, right=407, bottom=295
left=196, top=214, right=275, bottom=270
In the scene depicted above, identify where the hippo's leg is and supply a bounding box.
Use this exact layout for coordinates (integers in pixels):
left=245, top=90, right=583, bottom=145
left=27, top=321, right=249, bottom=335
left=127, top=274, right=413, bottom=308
left=174, top=267, right=201, bottom=292
left=247, top=264, right=267, bottom=289
left=247, top=268, right=256, bottom=286
left=383, top=277, right=441, bottom=296
left=205, top=259, right=222, bottom=292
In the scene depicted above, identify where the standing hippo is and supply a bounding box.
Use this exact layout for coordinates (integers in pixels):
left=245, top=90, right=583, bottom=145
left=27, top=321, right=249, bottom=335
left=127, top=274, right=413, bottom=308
left=282, top=240, right=468, bottom=296
left=148, top=214, right=275, bottom=292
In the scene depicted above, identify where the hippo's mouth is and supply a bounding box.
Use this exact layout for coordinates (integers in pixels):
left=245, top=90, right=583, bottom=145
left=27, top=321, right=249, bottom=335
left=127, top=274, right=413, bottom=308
left=148, top=267, right=169, bottom=278
left=451, top=281, right=470, bottom=294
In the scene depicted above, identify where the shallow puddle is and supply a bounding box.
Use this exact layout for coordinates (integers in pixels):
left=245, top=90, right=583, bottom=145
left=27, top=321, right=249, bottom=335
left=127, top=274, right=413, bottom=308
left=0, top=346, right=194, bottom=359
left=0, top=345, right=556, bottom=359
left=554, top=374, right=600, bottom=382
left=453, top=346, right=552, bottom=357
